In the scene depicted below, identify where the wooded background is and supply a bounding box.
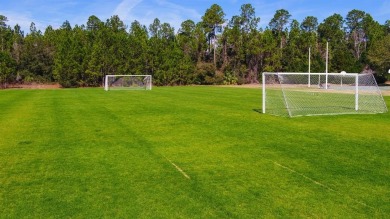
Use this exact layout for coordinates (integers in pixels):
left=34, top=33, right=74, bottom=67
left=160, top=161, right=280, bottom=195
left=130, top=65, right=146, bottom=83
left=1, top=4, right=389, bottom=88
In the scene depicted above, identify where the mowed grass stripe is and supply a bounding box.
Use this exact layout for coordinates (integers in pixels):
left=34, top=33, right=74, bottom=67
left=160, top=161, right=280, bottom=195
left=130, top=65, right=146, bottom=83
left=0, top=87, right=389, bottom=218
left=106, top=87, right=386, bottom=217
left=0, top=90, right=68, bottom=217
left=147, top=87, right=388, bottom=216
left=64, top=89, right=202, bottom=217
left=153, top=87, right=389, bottom=217
left=100, top=88, right=252, bottom=217
left=0, top=90, right=39, bottom=143
left=0, top=89, right=235, bottom=218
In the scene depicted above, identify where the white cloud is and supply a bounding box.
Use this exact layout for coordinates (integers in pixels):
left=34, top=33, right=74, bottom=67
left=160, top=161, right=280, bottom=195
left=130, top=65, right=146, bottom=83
left=113, top=0, right=144, bottom=20
left=155, top=0, right=201, bottom=19
left=111, top=0, right=202, bottom=31
left=152, top=0, right=202, bottom=29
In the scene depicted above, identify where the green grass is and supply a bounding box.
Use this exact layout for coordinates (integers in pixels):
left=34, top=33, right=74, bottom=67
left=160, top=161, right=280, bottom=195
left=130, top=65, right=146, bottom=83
left=0, top=86, right=389, bottom=218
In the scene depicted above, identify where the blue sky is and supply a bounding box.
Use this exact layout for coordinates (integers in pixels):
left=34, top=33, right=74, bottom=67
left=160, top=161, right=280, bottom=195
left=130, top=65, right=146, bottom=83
left=1, top=0, right=389, bottom=33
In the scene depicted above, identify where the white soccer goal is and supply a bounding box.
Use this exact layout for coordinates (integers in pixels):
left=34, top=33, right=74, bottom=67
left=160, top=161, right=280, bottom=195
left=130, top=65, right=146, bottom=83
left=262, top=72, right=388, bottom=117
left=104, top=75, right=152, bottom=91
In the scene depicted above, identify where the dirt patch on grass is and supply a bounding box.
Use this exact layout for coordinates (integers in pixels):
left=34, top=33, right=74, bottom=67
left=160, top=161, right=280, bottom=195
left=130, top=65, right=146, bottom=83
left=6, top=83, right=61, bottom=89
left=380, top=89, right=390, bottom=96
left=218, top=84, right=261, bottom=89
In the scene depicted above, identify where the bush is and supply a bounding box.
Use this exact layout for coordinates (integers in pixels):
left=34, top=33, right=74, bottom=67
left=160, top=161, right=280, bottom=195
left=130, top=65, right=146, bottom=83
left=194, top=62, right=223, bottom=85
left=223, top=71, right=238, bottom=85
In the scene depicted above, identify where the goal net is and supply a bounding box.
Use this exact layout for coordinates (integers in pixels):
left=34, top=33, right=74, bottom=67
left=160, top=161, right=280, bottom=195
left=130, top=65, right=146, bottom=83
left=262, top=72, right=388, bottom=117
left=104, top=75, right=152, bottom=91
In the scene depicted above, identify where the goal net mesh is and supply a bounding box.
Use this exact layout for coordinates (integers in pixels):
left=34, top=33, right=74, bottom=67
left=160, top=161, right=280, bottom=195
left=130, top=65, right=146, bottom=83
left=104, top=75, right=152, bottom=91
left=262, top=73, right=387, bottom=117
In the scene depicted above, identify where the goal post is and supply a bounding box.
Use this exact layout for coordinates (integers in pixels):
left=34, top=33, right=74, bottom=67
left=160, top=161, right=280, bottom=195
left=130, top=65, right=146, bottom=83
left=104, top=75, right=152, bottom=91
left=262, top=72, right=388, bottom=117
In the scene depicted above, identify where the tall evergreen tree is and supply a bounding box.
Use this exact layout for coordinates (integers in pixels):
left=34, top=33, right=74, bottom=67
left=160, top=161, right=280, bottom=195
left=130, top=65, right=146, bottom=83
left=239, top=4, right=260, bottom=83
left=0, top=15, right=16, bottom=87
left=128, top=20, right=149, bottom=75
left=284, top=20, right=305, bottom=72
left=346, top=10, right=367, bottom=60
left=367, top=35, right=390, bottom=77
left=202, top=4, right=225, bottom=66
left=269, top=9, right=291, bottom=49
left=318, top=14, right=356, bottom=72
left=53, top=21, right=86, bottom=87
left=300, top=16, right=322, bottom=72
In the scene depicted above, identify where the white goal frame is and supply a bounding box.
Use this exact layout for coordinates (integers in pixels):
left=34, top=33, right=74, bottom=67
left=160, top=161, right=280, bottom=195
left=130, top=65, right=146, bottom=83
left=262, top=72, right=388, bottom=117
left=104, top=75, right=152, bottom=91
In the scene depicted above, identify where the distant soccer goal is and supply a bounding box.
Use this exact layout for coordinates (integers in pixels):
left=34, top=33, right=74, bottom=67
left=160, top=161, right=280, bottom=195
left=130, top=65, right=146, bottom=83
left=104, top=75, right=152, bottom=91
left=262, top=72, right=388, bottom=117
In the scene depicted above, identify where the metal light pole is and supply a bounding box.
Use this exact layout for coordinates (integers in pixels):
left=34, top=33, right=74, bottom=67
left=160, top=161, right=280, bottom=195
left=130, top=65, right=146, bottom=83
left=308, top=47, right=311, bottom=87
left=325, top=41, right=329, bottom=89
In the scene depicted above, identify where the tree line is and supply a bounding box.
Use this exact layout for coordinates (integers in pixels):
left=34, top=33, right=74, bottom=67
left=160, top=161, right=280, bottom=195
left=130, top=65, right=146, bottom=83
left=1, top=4, right=390, bottom=88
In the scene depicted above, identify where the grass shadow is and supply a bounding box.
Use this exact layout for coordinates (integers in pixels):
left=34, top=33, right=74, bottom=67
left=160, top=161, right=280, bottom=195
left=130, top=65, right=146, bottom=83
left=253, top=109, right=263, bottom=114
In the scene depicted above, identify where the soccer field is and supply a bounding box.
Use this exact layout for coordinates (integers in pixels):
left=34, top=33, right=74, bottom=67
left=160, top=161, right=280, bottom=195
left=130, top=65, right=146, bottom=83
left=0, top=86, right=389, bottom=218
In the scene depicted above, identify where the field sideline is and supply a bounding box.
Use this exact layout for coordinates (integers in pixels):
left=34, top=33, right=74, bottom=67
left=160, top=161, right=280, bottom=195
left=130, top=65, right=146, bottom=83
left=0, top=86, right=389, bottom=218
